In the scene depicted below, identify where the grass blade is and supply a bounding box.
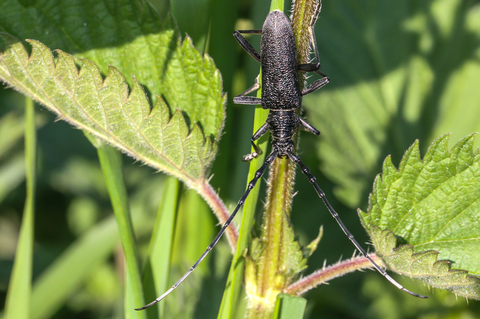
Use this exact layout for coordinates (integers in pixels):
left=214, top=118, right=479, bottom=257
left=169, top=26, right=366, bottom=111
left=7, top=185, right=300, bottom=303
left=3, top=97, right=35, bottom=319
left=141, top=176, right=180, bottom=319
left=272, top=294, right=307, bottom=319
left=30, top=217, right=119, bottom=319
left=217, top=106, right=269, bottom=319
left=217, top=1, right=283, bottom=318
left=94, top=141, right=146, bottom=316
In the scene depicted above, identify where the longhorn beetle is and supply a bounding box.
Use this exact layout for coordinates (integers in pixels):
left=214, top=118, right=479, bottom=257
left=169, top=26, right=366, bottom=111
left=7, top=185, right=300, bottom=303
left=137, top=8, right=427, bottom=310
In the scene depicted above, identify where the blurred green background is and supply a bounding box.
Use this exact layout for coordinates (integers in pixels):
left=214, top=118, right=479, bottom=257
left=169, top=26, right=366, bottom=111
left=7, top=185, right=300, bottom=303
left=1, top=0, right=480, bottom=318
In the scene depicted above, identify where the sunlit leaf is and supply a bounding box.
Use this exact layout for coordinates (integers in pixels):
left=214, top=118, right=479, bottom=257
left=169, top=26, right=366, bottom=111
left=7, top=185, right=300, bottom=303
left=360, top=134, right=480, bottom=300
left=0, top=32, right=224, bottom=190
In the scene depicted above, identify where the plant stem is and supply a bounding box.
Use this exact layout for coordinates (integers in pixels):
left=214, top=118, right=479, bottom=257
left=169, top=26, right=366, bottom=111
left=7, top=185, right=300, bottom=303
left=285, top=255, right=379, bottom=295
left=259, top=157, right=295, bottom=296
left=245, top=0, right=322, bottom=317
left=245, top=157, right=296, bottom=318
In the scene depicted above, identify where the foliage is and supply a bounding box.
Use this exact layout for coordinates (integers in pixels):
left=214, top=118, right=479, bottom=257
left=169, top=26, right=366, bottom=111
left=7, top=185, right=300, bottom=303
left=360, top=135, right=480, bottom=299
left=0, top=0, right=479, bottom=318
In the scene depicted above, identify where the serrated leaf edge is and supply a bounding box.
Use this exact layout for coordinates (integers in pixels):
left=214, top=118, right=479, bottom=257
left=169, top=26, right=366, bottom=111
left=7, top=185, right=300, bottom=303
left=359, top=133, right=480, bottom=300
left=372, top=227, right=480, bottom=299
left=0, top=33, right=214, bottom=185
left=0, top=32, right=237, bottom=248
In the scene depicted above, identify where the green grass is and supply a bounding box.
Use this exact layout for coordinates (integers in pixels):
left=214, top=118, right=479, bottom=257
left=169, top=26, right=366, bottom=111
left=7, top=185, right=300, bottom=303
left=2, top=97, right=35, bottom=319
left=1, top=0, right=480, bottom=318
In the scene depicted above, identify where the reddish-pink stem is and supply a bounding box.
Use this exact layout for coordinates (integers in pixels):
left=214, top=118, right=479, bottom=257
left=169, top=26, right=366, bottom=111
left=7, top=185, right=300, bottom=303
left=199, top=181, right=238, bottom=251
left=285, top=254, right=382, bottom=295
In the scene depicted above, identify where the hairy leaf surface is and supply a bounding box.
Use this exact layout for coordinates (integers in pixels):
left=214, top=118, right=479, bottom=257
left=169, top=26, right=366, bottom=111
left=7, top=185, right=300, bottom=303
left=360, top=135, right=480, bottom=299
left=0, top=0, right=225, bottom=189
left=0, top=34, right=224, bottom=186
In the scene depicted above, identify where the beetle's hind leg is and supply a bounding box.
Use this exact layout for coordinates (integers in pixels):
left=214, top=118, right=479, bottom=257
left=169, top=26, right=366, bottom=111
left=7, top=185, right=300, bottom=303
left=298, top=117, right=320, bottom=135
left=233, top=76, right=262, bottom=105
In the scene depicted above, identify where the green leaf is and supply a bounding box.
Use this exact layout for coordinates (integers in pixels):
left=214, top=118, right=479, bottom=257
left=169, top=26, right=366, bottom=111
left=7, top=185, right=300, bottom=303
left=359, top=134, right=480, bottom=299
left=303, top=0, right=480, bottom=208
left=0, top=0, right=226, bottom=201
left=0, top=0, right=225, bottom=145
left=304, top=226, right=323, bottom=258
left=0, top=32, right=223, bottom=188
left=272, top=294, right=307, bottom=319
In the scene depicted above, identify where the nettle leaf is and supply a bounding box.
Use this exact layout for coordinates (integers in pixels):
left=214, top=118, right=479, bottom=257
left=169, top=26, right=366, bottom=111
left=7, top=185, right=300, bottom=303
left=0, top=0, right=225, bottom=139
left=0, top=0, right=225, bottom=189
left=359, top=134, right=480, bottom=299
left=0, top=32, right=224, bottom=186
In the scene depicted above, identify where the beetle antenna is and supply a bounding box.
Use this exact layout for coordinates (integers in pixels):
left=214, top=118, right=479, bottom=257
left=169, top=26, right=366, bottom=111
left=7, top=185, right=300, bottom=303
left=135, top=151, right=279, bottom=310
left=287, top=151, right=428, bottom=299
